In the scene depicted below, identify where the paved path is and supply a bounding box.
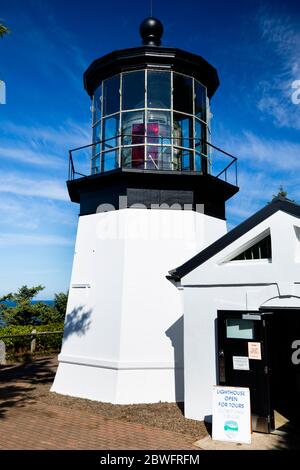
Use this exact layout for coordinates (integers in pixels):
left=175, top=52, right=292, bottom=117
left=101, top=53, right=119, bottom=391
left=194, top=429, right=300, bottom=451
left=0, top=402, right=198, bottom=450
left=0, top=358, right=197, bottom=450
left=1, top=357, right=299, bottom=450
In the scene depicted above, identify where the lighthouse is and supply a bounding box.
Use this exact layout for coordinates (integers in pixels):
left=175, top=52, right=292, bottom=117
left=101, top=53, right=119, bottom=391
left=51, top=18, right=238, bottom=404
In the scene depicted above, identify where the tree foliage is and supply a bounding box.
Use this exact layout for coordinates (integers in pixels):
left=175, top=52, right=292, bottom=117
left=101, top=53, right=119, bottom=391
left=54, top=291, right=69, bottom=317
left=0, top=323, right=64, bottom=358
left=271, top=185, right=295, bottom=203
left=273, top=185, right=288, bottom=199
left=0, top=285, right=68, bottom=326
left=0, top=23, right=10, bottom=38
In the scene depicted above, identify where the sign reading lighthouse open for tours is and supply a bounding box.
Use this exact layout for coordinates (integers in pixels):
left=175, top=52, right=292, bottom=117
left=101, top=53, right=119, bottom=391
left=212, top=386, right=251, bottom=444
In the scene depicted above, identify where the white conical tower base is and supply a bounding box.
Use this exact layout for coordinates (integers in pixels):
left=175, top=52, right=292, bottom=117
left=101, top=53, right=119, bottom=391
left=51, top=208, right=226, bottom=404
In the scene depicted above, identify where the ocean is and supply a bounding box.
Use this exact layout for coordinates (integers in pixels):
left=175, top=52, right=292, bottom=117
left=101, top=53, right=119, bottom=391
left=2, top=300, right=54, bottom=307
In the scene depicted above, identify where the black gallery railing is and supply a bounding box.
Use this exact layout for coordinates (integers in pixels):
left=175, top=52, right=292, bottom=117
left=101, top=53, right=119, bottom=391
left=68, top=135, right=238, bottom=187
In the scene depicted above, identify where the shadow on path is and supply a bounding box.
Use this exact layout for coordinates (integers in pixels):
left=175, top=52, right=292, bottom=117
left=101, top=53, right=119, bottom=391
left=0, top=357, right=56, bottom=420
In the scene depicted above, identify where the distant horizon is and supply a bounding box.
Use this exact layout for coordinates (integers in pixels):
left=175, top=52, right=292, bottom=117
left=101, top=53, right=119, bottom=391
left=1, top=299, right=55, bottom=304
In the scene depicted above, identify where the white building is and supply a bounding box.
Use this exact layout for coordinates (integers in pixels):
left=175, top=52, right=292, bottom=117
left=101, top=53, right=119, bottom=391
left=168, top=196, right=300, bottom=431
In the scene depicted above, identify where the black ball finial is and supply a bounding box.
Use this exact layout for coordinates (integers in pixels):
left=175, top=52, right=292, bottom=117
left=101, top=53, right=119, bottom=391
left=140, top=17, right=164, bottom=46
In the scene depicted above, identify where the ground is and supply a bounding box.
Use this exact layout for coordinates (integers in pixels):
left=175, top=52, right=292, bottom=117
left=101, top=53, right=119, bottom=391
left=0, top=355, right=205, bottom=450
left=1, top=355, right=300, bottom=450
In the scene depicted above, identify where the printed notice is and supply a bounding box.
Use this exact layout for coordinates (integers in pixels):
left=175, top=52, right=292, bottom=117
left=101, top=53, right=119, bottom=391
left=212, top=386, right=251, bottom=444
left=232, top=356, right=249, bottom=370
left=248, top=342, right=262, bottom=360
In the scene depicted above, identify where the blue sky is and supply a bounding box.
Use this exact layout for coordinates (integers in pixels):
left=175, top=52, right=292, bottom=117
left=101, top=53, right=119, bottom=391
left=0, top=0, right=299, bottom=298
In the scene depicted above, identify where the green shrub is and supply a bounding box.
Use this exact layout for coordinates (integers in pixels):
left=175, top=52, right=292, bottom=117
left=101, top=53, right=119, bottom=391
left=0, top=322, right=64, bottom=359
left=0, top=285, right=68, bottom=326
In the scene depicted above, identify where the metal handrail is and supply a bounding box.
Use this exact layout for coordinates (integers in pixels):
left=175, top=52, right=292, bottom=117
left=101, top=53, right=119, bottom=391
left=0, top=331, right=63, bottom=339
left=68, top=134, right=238, bottom=185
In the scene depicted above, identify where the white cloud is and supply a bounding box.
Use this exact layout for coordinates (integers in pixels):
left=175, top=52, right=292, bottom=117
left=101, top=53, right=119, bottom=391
left=0, top=146, right=64, bottom=168
left=2, top=120, right=90, bottom=150
left=0, top=194, right=77, bottom=230
left=0, top=232, right=73, bottom=246
left=0, top=173, right=68, bottom=200
left=227, top=164, right=298, bottom=225
left=223, top=130, right=300, bottom=172
left=0, top=120, right=91, bottom=203
left=1, top=120, right=91, bottom=177
left=256, top=11, right=300, bottom=129
left=214, top=129, right=300, bottom=225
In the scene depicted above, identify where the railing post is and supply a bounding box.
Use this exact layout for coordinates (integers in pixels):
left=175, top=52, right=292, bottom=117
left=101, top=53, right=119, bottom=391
left=68, top=151, right=71, bottom=180
left=30, top=329, right=37, bottom=354
left=0, top=340, right=6, bottom=365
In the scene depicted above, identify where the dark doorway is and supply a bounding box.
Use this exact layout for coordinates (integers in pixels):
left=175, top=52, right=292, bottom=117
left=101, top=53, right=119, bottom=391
left=264, top=308, right=300, bottom=426
left=217, top=309, right=300, bottom=433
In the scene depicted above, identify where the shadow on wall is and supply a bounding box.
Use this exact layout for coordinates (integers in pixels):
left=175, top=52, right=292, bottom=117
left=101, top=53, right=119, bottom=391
left=62, top=305, right=92, bottom=342
left=165, top=315, right=184, bottom=403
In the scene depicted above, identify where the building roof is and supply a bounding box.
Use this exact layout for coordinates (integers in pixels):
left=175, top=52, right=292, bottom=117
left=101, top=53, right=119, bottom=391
left=83, top=45, right=220, bottom=98
left=168, top=196, right=300, bottom=281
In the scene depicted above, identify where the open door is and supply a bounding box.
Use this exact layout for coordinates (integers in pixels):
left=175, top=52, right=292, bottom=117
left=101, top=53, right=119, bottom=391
left=217, top=310, right=274, bottom=433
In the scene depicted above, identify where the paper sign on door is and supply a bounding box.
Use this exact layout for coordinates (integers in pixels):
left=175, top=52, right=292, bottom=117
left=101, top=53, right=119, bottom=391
left=248, top=342, right=262, bottom=360
left=232, top=356, right=249, bottom=370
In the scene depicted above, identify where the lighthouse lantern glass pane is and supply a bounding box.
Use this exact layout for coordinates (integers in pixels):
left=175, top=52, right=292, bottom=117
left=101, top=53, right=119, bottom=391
left=121, top=111, right=145, bottom=145
left=122, top=146, right=145, bottom=169
left=147, top=71, right=171, bottom=109
left=146, top=146, right=172, bottom=170
left=103, top=75, right=120, bottom=116
left=173, top=113, right=193, bottom=149
left=103, top=115, right=119, bottom=150
left=195, top=81, right=206, bottom=122
left=93, top=122, right=101, bottom=155
left=91, top=156, right=100, bottom=174
left=147, top=111, right=171, bottom=144
left=121, top=146, right=131, bottom=168
left=122, top=71, right=145, bottom=110
left=180, top=150, right=193, bottom=171
left=195, top=119, right=207, bottom=153
left=173, top=73, right=193, bottom=115
left=102, top=150, right=118, bottom=172
left=94, top=84, right=102, bottom=123
left=195, top=153, right=208, bottom=173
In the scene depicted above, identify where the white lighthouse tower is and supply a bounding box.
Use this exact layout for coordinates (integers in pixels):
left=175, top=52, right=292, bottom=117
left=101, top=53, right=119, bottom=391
left=51, top=17, right=238, bottom=404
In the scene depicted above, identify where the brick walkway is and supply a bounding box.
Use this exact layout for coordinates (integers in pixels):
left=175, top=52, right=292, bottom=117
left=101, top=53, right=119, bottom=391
left=0, top=358, right=198, bottom=450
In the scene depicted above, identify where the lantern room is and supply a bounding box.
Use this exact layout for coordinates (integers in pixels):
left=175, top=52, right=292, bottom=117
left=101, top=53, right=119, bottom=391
left=83, top=16, right=221, bottom=177
left=91, top=68, right=208, bottom=174
left=65, top=17, right=238, bottom=219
